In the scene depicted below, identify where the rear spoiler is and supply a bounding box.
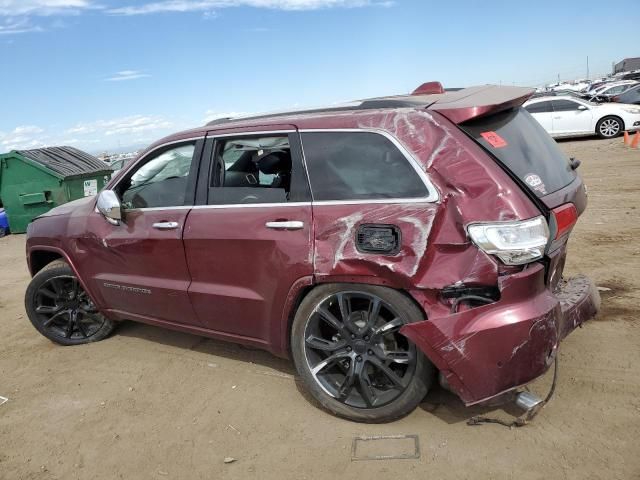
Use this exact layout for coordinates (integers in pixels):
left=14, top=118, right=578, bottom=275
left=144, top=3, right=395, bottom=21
left=425, top=85, right=535, bottom=124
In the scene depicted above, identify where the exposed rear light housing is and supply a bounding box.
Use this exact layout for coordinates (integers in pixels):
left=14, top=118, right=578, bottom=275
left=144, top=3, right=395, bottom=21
left=467, top=216, right=550, bottom=265
left=550, top=203, right=578, bottom=240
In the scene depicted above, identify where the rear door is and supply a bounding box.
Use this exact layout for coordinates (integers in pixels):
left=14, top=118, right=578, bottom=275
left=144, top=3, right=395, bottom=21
left=550, top=99, right=593, bottom=135
left=524, top=100, right=553, bottom=133
left=183, top=126, right=313, bottom=344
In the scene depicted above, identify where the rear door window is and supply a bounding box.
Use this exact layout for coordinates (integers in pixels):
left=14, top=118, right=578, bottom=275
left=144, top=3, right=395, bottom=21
left=300, top=131, right=428, bottom=201
left=461, top=107, right=576, bottom=197
left=525, top=101, right=552, bottom=113
left=551, top=100, right=581, bottom=111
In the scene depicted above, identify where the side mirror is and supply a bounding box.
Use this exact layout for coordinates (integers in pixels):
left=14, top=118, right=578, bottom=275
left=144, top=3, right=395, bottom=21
left=96, top=190, right=122, bottom=225
left=577, top=105, right=588, bottom=111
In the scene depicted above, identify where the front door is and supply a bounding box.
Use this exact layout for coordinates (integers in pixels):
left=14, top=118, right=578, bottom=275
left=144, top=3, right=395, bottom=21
left=183, top=129, right=313, bottom=343
left=82, top=139, right=204, bottom=326
left=551, top=99, right=593, bottom=135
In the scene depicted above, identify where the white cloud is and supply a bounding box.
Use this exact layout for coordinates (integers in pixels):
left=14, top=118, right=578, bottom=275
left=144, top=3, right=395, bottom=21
left=65, top=115, right=172, bottom=137
left=0, top=125, right=46, bottom=151
left=0, top=0, right=94, bottom=17
left=108, top=0, right=390, bottom=15
left=106, top=70, right=151, bottom=82
left=0, top=18, right=42, bottom=34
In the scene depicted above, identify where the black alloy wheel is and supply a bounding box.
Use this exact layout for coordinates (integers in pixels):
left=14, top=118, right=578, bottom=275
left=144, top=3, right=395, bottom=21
left=25, top=260, right=115, bottom=345
left=291, top=284, right=433, bottom=423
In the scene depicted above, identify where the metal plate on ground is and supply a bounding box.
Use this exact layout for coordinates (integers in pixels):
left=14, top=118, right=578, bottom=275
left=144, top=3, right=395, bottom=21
left=0, top=396, right=8, bottom=407
left=351, top=435, right=420, bottom=461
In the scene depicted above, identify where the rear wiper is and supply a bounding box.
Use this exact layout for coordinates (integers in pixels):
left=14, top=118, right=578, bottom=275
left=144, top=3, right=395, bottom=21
left=569, top=157, right=581, bottom=170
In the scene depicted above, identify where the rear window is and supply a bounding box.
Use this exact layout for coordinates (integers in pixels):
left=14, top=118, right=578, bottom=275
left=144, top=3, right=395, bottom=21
left=301, top=131, right=428, bottom=201
left=461, top=107, right=576, bottom=197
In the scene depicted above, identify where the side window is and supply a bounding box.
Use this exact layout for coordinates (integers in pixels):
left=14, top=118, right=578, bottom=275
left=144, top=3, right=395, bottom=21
left=208, top=135, right=293, bottom=204
left=607, top=85, right=624, bottom=95
left=301, top=131, right=428, bottom=201
left=552, top=100, right=581, bottom=112
left=118, top=143, right=196, bottom=209
left=525, top=101, right=552, bottom=113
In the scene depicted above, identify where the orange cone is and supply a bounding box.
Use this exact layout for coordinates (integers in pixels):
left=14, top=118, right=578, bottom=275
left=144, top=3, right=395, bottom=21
left=624, top=131, right=630, bottom=145
left=632, top=132, right=640, bottom=149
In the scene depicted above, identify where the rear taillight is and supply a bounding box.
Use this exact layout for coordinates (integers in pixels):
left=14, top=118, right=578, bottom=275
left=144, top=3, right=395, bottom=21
left=611, top=95, right=621, bottom=102
left=467, top=216, right=550, bottom=265
left=551, top=203, right=578, bottom=240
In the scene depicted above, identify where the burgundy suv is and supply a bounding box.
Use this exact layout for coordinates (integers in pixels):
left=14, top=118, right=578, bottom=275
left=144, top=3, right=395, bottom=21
left=25, top=84, right=600, bottom=422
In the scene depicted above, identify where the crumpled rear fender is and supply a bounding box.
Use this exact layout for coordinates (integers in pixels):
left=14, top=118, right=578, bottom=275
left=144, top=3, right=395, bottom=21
left=401, top=263, right=598, bottom=405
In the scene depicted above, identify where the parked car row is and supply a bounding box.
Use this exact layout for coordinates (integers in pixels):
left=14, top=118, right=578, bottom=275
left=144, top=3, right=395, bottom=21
left=524, top=95, right=640, bottom=139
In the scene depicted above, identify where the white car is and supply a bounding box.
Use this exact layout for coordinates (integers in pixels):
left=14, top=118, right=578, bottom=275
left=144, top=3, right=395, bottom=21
left=586, top=80, right=638, bottom=99
left=523, top=96, right=640, bottom=139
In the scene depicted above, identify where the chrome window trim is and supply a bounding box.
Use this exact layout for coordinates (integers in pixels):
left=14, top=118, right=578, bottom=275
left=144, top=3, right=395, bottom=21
left=190, top=202, right=311, bottom=210
left=297, top=128, right=441, bottom=204
left=118, top=128, right=442, bottom=212
left=205, top=129, right=296, bottom=138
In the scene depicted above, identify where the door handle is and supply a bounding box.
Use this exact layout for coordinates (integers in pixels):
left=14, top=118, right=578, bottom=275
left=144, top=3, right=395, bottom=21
left=265, top=220, right=304, bottom=230
left=152, top=221, right=179, bottom=230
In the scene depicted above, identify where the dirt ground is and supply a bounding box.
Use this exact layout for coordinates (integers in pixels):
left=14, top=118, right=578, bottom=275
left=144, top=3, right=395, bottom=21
left=1, top=138, right=639, bottom=480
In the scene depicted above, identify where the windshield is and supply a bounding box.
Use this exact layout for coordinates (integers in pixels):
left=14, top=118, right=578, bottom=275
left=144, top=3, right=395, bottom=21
left=461, top=107, right=576, bottom=198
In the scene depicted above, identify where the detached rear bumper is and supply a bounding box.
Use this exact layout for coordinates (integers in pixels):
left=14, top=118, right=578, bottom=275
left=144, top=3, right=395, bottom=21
left=401, top=263, right=600, bottom=405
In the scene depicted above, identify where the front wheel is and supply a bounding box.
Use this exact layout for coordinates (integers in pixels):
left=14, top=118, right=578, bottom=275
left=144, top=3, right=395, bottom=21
left=596, top=116, right=623, bottom=138
left=291, top=284, right=434, bottom=423
left=25, top=260, right=115, bottom=346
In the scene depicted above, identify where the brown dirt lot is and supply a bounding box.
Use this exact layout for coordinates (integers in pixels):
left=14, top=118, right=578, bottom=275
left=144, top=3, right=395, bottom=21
left=1, top=138, right=639, bottom=480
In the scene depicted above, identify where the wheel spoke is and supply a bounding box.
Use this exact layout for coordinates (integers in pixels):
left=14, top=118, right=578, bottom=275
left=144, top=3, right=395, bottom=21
left=49, top=278, right=63, bottom=296
left=336, top=293, right=352, bottom=323
left=370, top=358, right=405, bottom=388
left=356, top=363, right=376, bottom=407
left=311, top=352, right=349, bottom=376
left=305, top=334, right=346, bottom=352
left=71, top=278, right=79, bottom=298
left=367, top=297, right=381, bottom=330
left=337, top=360, right=357, bottom=399
left=36, top=305, right=62, bottom=315
left=65, top=311, right=76, bottom=338
left=380, top=349, right=414, bottom=365
left=316, top=307, right=345, bottom=334
left=38, top=288, right=58, bottom=300
left=374, top=317, right=403, bottom=336
left=42, top=309, right=69, bottom=328
left=76, top=318, right=90, bottom=338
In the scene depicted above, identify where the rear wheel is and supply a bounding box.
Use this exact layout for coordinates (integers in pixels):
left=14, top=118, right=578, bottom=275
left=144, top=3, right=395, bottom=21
left=291, top=284, right=433, bottom=423
left=596, top=116, right=623, bottom=138
left=25, top=260, right=115, bottom=346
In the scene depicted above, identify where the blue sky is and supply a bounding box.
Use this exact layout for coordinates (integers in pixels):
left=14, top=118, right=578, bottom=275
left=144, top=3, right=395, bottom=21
left=0, top=0, right=638, bottom=153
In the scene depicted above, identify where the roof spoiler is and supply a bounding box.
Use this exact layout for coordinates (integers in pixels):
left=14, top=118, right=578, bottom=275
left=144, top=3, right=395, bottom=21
left=412, top=81, right=445, bottom=95
left=427, top=85, right=535, bottom=124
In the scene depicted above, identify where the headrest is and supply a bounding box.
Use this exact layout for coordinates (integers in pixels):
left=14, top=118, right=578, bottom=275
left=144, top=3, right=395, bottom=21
left=257, top=150, right=291, bottom=174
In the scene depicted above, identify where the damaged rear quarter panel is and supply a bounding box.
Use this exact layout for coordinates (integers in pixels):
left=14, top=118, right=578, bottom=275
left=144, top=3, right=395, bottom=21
left=307, top=109, right=549, bottom=403
left=311, top=108, right=539, bottom=291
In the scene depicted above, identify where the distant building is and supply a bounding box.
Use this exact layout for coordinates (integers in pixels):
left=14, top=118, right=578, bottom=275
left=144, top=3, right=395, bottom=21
left=613, top=57, right=640, bottom=73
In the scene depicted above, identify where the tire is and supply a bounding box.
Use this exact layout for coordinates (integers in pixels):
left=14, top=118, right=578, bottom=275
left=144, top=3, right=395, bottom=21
left=25, top=260, right=115, bottom=346
left=291, top=283, right=434, bottom=423
left=596, top=116, right=623, bottom=139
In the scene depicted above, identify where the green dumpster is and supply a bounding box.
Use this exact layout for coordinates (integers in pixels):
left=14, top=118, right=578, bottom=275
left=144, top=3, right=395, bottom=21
left=0, top=146, right=112, bottom=233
